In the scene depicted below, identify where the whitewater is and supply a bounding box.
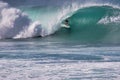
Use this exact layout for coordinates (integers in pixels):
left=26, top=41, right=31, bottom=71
left=1, top=1, right=120, bottom=43
left=0, top=0, right=120, bottom=80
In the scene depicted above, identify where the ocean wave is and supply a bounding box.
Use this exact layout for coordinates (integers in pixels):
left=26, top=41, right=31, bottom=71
left=1, top=1, right=120, bottom=43
left=0, top=1, right=43, bottom=39
left=54, top=4, right=120, bottom=43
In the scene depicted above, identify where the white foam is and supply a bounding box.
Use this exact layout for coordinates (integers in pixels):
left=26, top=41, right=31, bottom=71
left=0, top=1, right=43, bottom=39
left=99, top=15, right=120, bottom=24
left=0, top=59, right=120, bottom=80
left=14, top=21, right=42, bottom=38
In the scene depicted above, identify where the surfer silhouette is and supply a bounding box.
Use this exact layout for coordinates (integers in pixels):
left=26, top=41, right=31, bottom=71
left=61, top=19, right=70, bottom=28
left=64, top=19, right=71, bottom=33
left=65, top=19, right=69, bottom=26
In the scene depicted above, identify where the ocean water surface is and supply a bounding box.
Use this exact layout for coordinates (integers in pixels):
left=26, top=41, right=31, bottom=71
left=0, top=0, right=120, bottom=80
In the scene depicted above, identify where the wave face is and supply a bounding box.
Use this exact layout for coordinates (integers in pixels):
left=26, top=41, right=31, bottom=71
left=1, top=1, right=120, bottom=43
left=54, top=5, right=120, bottom=43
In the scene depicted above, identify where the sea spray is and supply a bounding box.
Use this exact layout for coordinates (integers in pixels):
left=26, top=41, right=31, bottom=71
left=0, top=1, right=43, bottom=39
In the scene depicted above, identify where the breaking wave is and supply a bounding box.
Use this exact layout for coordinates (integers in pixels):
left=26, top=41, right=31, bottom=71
left=0, top=1, right=44, bottom=39
left=54, top=4, right=120, bottom=43
left=1, top=1, right=120, bottom=43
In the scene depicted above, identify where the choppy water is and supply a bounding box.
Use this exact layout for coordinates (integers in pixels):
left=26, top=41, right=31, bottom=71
left=0, top=38, right=120, bottom=80
left=0, top=0, right=120, bottom=80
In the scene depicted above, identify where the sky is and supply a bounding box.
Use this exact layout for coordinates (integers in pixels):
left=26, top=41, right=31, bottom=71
left=2, top=0, right=120, bottom=7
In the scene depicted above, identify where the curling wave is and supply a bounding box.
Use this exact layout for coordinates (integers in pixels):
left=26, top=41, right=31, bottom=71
left=54, top=5, right=120, bottom=43
left=1, top=1, right=120, bottom=44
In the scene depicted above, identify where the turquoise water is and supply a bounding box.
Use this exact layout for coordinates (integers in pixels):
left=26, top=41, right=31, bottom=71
left=54, top=6, right=120, bottom=43
left=0, top=0, right=120, bottom=80
left=20, top=5, right=120, bottom=43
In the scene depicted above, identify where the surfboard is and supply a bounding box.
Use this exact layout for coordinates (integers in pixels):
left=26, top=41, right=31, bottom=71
left=61, top=24, right=70, bottom=28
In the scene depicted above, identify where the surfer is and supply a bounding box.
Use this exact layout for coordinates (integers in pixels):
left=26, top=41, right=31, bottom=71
left=64, top=19, right=69, bottom=26
left=61, top=19, right=70, bottom=29
left=61, top=19, right=70, bottom=28
left=64, top=19, right=71, bottom=33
